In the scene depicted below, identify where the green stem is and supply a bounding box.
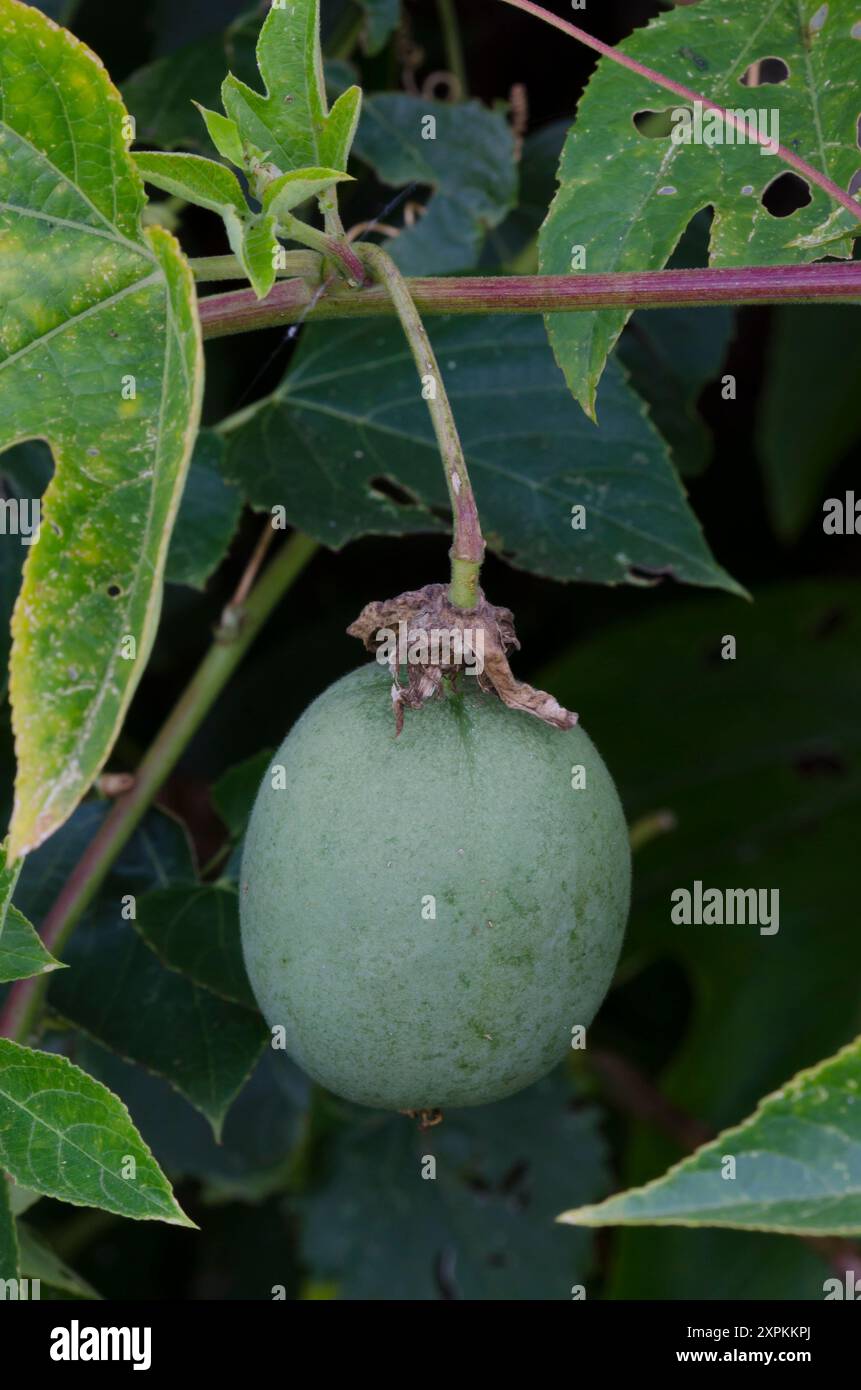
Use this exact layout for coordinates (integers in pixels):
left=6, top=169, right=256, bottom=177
left=356, top=242, right=485, bottom=609
left=190, top=251, right=321, bottom=283
left=436, top=0, right=469, bottom=97
left=0, top=533, right=318, bottom=1045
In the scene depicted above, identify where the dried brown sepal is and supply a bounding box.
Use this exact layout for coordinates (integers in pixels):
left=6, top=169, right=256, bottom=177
left=347, top=583, right=578, bottom=733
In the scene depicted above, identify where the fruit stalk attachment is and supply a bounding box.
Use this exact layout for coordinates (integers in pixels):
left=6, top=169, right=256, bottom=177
left=348, top=246, right=576, bottom=734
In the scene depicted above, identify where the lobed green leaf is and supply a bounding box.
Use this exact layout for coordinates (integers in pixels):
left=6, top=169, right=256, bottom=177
left=222, top=315, right=742, bottom=594
left=220, top=1, right=361, bottom=174
left=540, top=0, right=861, bottom=415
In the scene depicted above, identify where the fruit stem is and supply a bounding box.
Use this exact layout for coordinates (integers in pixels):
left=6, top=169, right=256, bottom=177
left=0, top=532, right=318, bottom=1045
left=356, top=242, right=485, bottom=610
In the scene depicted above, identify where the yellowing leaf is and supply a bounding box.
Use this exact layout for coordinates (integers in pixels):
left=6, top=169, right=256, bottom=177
left=0, top=0, right=203, bottom=856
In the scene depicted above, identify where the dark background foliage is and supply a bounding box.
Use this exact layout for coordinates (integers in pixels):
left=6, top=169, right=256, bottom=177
left=3, top=0, right=859, bottom=1299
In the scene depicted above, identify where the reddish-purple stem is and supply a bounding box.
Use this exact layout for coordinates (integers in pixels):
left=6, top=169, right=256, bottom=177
left=199, top=262, right=861, bottom=338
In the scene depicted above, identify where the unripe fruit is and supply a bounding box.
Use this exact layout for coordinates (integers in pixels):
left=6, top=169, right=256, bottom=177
left=240, top=663, right=630, bottom=1111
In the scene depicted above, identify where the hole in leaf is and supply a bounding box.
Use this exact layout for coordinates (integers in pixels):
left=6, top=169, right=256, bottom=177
left=849, top=169, right=861, bottom=198
left=851, top=20, right=861, bottom=39
left=657, top=185, right=677, bottom=195
left=368, top=475, right=420, bottom=508
left=632, top=107, right=682, bottom=138
left=434, top=1249, right=458, bottom=1300
left=760, top=171, right=812, bottom=217
left=464, top=1172, right=492, bottom=1195
left=626, top=564, right=671, bottom=587
left=810, top=605, right=847, bottom=640
left=106, top=583, right=123, bottom=598
left=810, top=3, right=829, bottom=31
left=500, top=1159, right=531, bottom=1207
left=794, top=750, right=846, bottom=778
left=740, top=56, right=790, bottom=86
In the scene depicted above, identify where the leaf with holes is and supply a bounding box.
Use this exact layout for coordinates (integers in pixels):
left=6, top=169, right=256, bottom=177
left=560, top=1037, right=861, bottom=1235
left=302, top=1071, right=609, bottom=1299
left=0, top=0, right=203, bottom=857
left=539, top=0, right=861, bottom=416
left=219, top=0, right=361, bottom=173
left=0, top=1038, right=193, bottom=1225
left=353, top=95, right=517, bottom=274
left=222, top=315, right=742, bottom=594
